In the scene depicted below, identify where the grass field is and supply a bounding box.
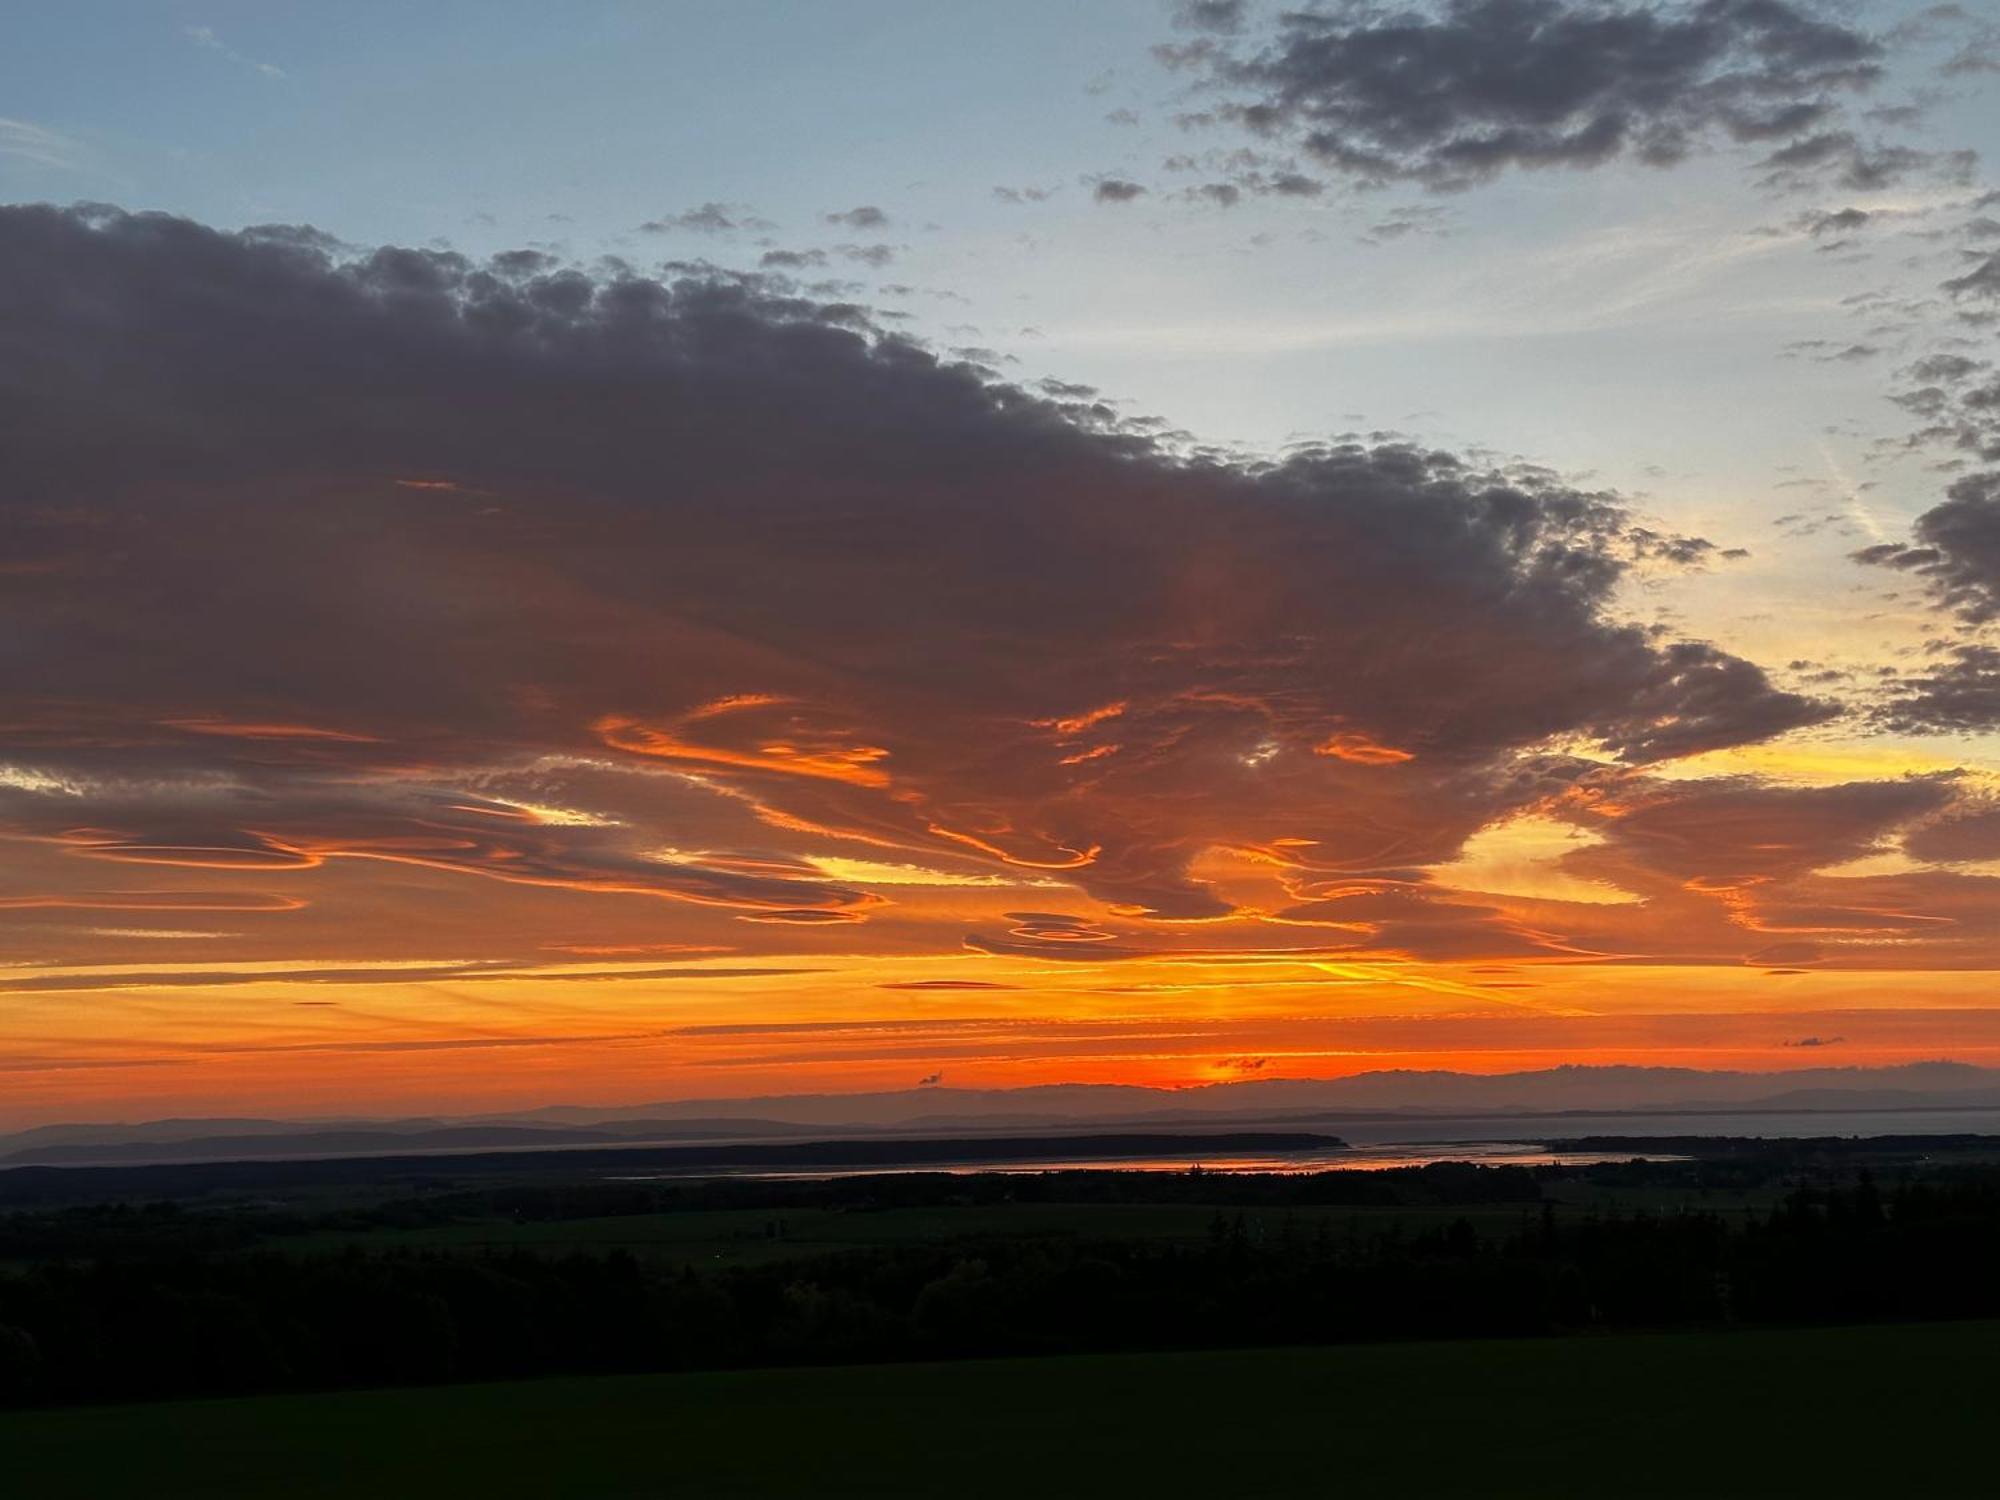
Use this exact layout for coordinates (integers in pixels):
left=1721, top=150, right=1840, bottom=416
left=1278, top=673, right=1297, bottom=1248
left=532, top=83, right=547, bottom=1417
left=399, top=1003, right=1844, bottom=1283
left=4, top=1321, right=1992, bottom=1498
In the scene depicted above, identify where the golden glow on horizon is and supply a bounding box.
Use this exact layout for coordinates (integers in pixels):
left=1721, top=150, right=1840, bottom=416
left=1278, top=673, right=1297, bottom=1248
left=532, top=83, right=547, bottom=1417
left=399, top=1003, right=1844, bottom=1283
left=9, top=949, right=2000, bottom=1125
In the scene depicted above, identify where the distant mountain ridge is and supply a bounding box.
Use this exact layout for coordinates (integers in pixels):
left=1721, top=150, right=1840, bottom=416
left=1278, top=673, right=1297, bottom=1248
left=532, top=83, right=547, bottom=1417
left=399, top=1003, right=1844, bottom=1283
left=8, top=1062, right=2000, bottom=1167
left=474, top=1062, right=2000, bottom=1126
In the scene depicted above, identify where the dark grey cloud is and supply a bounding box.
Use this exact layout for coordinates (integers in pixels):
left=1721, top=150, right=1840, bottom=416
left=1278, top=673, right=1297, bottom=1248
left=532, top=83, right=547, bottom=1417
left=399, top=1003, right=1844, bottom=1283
left=1850, top=225, right=2000, bottom=733
left=1758, top=133, right=1972, bottom=192
left=1857, top=470, right=2000, bottom=734
left=1855, top=245, right=2000, bottom=744
left=1906, top=802, right=2000, bottom=863
left=824, top=205, right=890, bottom=229
left=1860, top=474, right=2000, bottom=623
left=1263, top=170, right=1325, bottom=196
left=1161, top=146, right=1329, bottom=198
left=1362, top=204, right=1453, bottom=244
left=1802, top=206, right=1874, bottom=236
left=1091, top=176, right=1149, bottom=202
left=1173, top=0, right=1248, bottom=34
left=1584, top=775, right=1955, bottom=888
left=1908, top=352, right=1985, bottom=384
left=1872, top=642, right=2000, bottom=733
left=0, top=204, right=1828, bottom=927
left=1156, top=0, right=1952, bottom=193
left=1920, top=3, right=2000, bottom=76
left=639, top=202, right=772, bottom=234
left=834, top=242, right=896, bottom=267
left=1944, top=250, right=2000, bottom=299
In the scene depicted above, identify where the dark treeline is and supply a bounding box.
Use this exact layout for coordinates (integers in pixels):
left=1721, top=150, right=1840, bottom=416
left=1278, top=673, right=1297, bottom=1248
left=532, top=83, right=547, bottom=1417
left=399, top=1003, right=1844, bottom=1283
left=5, top=1167, right=2000, bottom=1407
left=0, top=1161, right=1543, bottom=1262
left=0, top=1133, right=1344, bottom=1209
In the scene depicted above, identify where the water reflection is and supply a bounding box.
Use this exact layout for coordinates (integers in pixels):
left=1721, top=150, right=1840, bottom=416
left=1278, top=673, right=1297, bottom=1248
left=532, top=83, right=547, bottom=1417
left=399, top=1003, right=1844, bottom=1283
left=611, top=1140, right=1677, bottom=1183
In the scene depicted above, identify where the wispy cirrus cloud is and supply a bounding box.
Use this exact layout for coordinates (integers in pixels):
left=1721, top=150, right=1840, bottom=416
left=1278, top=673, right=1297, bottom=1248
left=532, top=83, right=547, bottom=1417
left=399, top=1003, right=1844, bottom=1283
left=184, top=24, right=286, bottom=81
left=0, top=117, right=86, bottom=172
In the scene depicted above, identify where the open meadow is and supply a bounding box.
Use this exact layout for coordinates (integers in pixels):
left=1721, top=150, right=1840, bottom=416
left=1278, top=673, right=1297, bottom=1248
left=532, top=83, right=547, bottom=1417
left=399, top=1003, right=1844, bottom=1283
left=5, top=1320, right=1991, bottom=1498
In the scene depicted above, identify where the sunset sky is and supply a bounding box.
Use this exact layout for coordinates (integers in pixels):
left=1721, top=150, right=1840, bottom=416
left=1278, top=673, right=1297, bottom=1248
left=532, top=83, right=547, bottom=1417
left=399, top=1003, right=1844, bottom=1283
left=4, top=1, right=2000, bottom=1125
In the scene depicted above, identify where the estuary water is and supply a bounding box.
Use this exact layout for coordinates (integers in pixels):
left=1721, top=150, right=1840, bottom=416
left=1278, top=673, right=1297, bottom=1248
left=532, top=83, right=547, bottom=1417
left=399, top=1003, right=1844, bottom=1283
left=610, top=1105, right=2000, bottom=1181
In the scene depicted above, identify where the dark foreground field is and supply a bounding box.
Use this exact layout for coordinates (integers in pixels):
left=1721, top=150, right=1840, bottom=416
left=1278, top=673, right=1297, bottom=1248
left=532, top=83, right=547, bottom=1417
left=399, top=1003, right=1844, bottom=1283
left=4, top=1320, right=1992, bottom=1499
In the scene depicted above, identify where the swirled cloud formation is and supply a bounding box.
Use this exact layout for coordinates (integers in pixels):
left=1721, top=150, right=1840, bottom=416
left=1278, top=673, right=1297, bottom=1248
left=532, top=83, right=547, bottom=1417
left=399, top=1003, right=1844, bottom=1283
left=0, top=201, right=1995, bottom=1119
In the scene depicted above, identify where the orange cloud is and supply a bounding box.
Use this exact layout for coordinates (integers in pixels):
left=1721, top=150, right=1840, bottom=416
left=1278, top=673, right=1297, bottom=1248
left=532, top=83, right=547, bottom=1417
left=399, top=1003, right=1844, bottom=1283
left=1033, top=701, right=1127, bottom=735
left=926, top=823, right=1101, bottom=869
left=161, top=719, right=381, bottom=743
left=0, top=891, right=305, bottom=912
left=59, top=835, right=325, bottom=870
left=595, top=709, right=892, bottom=788
left=1314, top=731, right=1415, bottom=765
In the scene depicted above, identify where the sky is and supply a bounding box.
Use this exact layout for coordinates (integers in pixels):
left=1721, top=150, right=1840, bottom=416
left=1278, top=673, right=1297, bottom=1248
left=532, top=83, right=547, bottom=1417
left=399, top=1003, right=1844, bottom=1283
left=3, top=0, right=2000, bottom=1125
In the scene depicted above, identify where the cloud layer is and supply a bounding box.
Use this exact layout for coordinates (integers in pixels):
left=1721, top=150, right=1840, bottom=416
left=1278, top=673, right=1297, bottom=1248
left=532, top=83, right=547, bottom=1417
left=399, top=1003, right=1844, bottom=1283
left=0, top=203, right=1841, bottom=941
left=5, top=199, right=2000, bottom=1131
